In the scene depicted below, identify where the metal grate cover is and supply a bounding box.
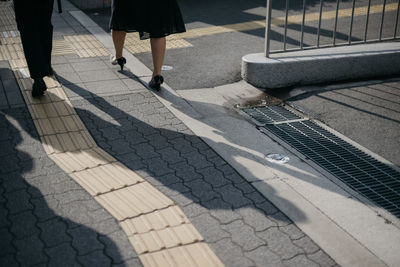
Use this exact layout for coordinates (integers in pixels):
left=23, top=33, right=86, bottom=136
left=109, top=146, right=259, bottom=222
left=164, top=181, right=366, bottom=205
left=243, top=106, right=301, bottom=125
left=246, top=106, right=400, bottom=218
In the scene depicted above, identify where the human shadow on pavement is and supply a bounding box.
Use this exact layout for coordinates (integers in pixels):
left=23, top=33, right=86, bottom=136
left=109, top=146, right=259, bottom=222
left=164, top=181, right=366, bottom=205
left=0, top=100, right=141, bottom=266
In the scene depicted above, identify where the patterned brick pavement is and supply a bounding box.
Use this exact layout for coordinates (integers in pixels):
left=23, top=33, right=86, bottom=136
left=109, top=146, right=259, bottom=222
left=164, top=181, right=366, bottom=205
left=0, top=1, right=338, bottom=266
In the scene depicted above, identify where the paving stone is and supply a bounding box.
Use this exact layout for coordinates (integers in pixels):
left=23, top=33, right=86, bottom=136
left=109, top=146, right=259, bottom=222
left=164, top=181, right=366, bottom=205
left=100, top=126, right=123, bottom=141
left=225, top=172, right=246, bottom=184
left=124, top=129, right=147, bottom=145
left=109, top=139, right=135, bottom=155
left=14, top=235, right=48, bottom=266
left=279, top=224, right=306, bottom=240
left=38, top=218, right=70, bottom=248
left=0, top=154, right=20, bottom=174
left=71, top=61, right=109, bottom=72
left=307, top=250, right=337, bottom=266
left=197, top=166, right=231, bottom=188
left=5, top=189, right=33, bottom=214
left=143, top=157, right=174, bottom=176
left=85, top=79, right=129, bottom=95
left=121, top=78, right=144, bottom=91
left=270, top=211, right=293, bottom=227
left=283, top=254, right=319, bottom=267
left=210, top=238, right=254, bottom=267
left=31, top=196, right=59, bottom=222
left=69, top=225, right=104, bottom=255
left=239, top=207, right=277, bottom=231
left=52, top=63, right=75, bottom=74
left=78, top=249, right=111, bottom=266
left=114, top=257, right=143, bottom=267
left=1, top=172, right=27, bottom=193
left=191, top=213, right=230, bottom=243
left=0, top=206, right=10, bottom=228
left=234, top=182, right=256, bottom=194
left=0, top=228, right=16, bottom=256
left=215, top=184, right=252, bottom=209
left=157, top=147, right=184, bottom=164
left=205, top=198, right=241, bottom=224
left=46, top=243, right=79, bottom=267
left=258, top=227, right=304, bottom=260
left=79, top=69, right=118, bottom=83
left=182, top=202, right=209, bottom=218
left=54, top=189, right=93, bottom=205
left=244, top=190, right=268, bottom=204
left=133, top=143, right=159, bottom=159
left=185, top=179, right=220, bottom=202
left=136, top=123, right=159, bottom=136
left=149, top=173, right=181, bottom=186
left=244, top=246, right=284, bottom=267
left=255, top=201, right=279, bottom=216
left=293, top=236, right=320, bottom=254
left=9, top=211, right=39, bottom=239
left=168, top=192, right=199, bottom=207
left=182, top=151, right=214, bottom=170
left=100, top=230, right=139, bottom=264
left=221, top=220, right=265, bottom=251
left=171, top=165, right=203, bottom=184
left=0, top=254, right=19, bottom=267
left=156, top=182, right=191, bottom=197
left=169, top=137, right=198, bottom=154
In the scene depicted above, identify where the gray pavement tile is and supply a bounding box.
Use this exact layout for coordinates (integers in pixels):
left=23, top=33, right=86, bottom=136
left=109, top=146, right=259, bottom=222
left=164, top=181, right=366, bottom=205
left=215, top=184, right=252, bottom=209
left=157, top=147, right=184, bottom=164
left=0, top=68, right=14, bottom=80
left=307, top=250, right=337, bottom=267
left=144, top=134, right=170, bottom=149
left=207, top=199, right=242, bottom=224
left=78, top=250, right=112, bottom=267
left=79, top=69, right=118, bottom=83
left=190, top=213, right=230, bottom=243
left=14, top=235, right=48, bottom=266
left=170, top=161, right=203, bottom=182
left=69, top=226, right=104, bottom=255
left=122, top=78, right=146, bottom=91
left=244, top=246, right=284, bottom=267
left=9, top=211, right=39, bottom=239
left=257, top=227, right=304, bottom=260
left=53, top=63, right=75, bottom=74
left=46, top=243, right=79, bottom=267
left=5, top=189, right=33, bottom=215
left=0, top=155, right=19, bottom=174
left=221, top=220, right=265, bottom=251
left=184, top=179, right=220, bottom=202
left=244, top=190, right=268, bottom=204
left=132, top=142, right=159, bottom=159
left=181, top=202, right=209, bottom=218
left=114, top=257, right=143, bottom=267
left=209, top=238, right=254, bottom=267
left=51, top=56, right=69, bottom=64
left=31, top=196, right=59, bottom=223
left=99, top=230, right=140, bottom=264
left=5, top=91, right=24, bottom=107
left=279, top=224, right=306, bottom=240
left=293, top=236, right=320, bottom=254
left=239, top=207, right=277, bottom=232
left=71, top=61, right=109, bottom=72
left=0, top=228, right=16, bottom=256
left=0, top=208, right=10, bottom=228
left=100, top=126, right=123, bottom=141
left=0, top=254, right=19, bottom=267
left=109, top=139, right=136, bottom=155
left=2, top=78, right=19, bottom=93
left=143, top=157, right=175, bottom=176
left=155, top=182, right=191, bottom=197
left=84, top=79, right=129, bottom=95
left=283, top=254, right=320, bottom=267
left=182, top=150, right=214, bottom=170
left=169, top=137, right=198, bottom=154
left=38, top=218, right=70, bottom=248
left=197, top=166, right=231, bottom=188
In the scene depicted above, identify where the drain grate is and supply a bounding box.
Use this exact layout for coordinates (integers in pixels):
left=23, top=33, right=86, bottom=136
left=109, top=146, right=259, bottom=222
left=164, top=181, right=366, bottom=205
left=243, top=106, right=301, bottom=125
left=246, top=106, right=400, bottom=218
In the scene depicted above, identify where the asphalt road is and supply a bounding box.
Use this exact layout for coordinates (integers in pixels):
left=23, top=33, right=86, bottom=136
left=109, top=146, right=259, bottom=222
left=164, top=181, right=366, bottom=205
left=86, top=0, right=400, bottom=90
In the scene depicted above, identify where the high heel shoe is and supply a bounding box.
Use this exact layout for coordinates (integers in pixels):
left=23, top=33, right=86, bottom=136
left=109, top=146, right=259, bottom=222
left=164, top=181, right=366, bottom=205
left=111, top=56, right=126, bottom=71
left=32, top=78, right=47, bottom=98
left=148, top=75, right=164, bottom=90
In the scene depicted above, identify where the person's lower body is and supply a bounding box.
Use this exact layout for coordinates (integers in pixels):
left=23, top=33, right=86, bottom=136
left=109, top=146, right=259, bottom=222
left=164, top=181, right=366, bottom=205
left=111, top=30, right=127, bottom=70
left=14, top=0, right=54, bottom=97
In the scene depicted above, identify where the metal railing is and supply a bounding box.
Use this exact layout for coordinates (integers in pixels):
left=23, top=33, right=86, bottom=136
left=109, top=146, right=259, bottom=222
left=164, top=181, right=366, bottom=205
left=265, top=0, right=400, bottom=57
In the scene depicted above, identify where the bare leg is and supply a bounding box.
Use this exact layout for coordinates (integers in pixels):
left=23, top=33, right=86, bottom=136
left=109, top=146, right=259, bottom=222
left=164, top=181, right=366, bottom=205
left=112, top=30, right=126, bottom=59
left=150, top=37, right=166, bottom=77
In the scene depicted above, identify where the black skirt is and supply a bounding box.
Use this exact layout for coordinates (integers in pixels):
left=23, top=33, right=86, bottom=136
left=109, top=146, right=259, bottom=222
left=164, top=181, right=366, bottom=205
left=110, top=0, right=186, bottom=40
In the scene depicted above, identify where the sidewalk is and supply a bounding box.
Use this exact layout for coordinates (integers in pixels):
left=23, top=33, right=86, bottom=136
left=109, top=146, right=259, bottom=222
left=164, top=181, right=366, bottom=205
left=0, top=1, right=336, bottom=267
left=1, top=1, right=399, bottom=267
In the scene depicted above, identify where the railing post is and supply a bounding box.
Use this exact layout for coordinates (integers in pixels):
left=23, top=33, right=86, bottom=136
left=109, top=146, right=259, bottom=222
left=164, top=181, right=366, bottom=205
left=264, top=0, right=272, bottom=57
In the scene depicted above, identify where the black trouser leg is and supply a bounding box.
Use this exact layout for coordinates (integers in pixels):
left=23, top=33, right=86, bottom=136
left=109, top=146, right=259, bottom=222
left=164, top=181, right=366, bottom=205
left=14, top=0, right=54, bottom=79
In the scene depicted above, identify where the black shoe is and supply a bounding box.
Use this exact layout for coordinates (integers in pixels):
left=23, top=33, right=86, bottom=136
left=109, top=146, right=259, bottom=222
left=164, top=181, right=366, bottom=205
left=149, top=75, right=164, bottom=90
left=32, top=78, right=47, bottom=98
left=111, top=56, right=127, bottom=71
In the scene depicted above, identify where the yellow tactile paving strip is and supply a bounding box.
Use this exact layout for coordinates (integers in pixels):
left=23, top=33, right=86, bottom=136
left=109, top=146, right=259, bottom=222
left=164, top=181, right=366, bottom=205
left=64, top=34, right=111, bottom=58
left=125, top=33, right=193, bottom=54
left=5, top=33, right=224, bottom=267
left=173, top=2, right=399, bottom=40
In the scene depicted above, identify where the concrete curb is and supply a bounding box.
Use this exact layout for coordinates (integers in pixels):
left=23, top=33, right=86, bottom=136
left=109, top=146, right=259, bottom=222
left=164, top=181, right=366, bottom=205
left=242, top=42, right=400, bottom=89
